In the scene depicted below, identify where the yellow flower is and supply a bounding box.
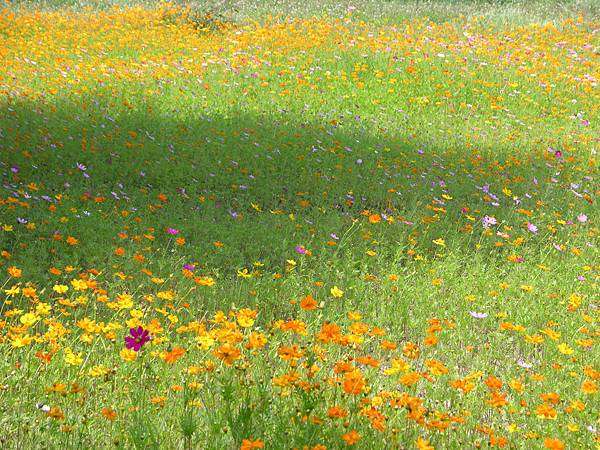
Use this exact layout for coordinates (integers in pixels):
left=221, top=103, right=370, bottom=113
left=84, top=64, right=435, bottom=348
left=196, top=334, right=215, bottom=350
left=20, top=313, right=39, bottom=327
left=115, top=293, right=134, bottom=309
left=557, top=343, right=574, bottom=355
left=237, top=308, right=257, bottom=328
left=4, top=285, right=20, bottom=297
left=53, top=284, right=69, bottom=294
left=11, top=335, right=33, bottom=348
left=432, top=238, right=446, bottom=247
left=330, top=286, right=344, bottom=298
left=64, top=349, right=84, bottom=366
left=120, top=348, right=137, bottom=362
left=88, top=366, right=110, bottom=377
left=71, top=279, right=88, bottom=291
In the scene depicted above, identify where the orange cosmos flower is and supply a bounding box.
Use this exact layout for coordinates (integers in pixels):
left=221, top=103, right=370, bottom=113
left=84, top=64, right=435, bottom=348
left=7, top=266, right=22, bottom=278
left=164, top=346, right=186, bottom=364
left=342, top=430, right=361, bottom=445
left=213, top=343, right=241, bottom=366
left=543, top=438, right=565, bottom=450
left=101, top=408, right=117, bottom=421
left=300, top=294, right=318, bottom=310
left=342, top=369, right=366, bottom=395
left=368, top=214, right=381, bottom=224
left=240, top=439, right=264, bottom=450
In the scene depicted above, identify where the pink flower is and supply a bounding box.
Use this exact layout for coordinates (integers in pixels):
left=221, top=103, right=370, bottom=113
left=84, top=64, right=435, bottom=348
left=577, top=214, right=588, bottom=223
left=166, top=227, right=179, bottom=235
left=527, top=222, right=538, bottom=234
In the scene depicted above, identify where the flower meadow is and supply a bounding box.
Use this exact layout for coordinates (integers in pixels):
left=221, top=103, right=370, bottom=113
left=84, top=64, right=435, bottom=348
left=0, top=1, right=598, bottom=449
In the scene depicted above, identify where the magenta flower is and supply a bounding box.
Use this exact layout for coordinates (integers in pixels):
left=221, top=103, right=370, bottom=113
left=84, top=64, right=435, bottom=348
left=166, top=227, right=179, bottom=235
left=125, top=326, right=150, bottom=352
left=295, top=246, right=306, bottom=254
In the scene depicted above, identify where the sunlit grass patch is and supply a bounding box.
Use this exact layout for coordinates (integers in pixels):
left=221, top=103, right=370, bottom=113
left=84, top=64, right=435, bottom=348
left=0, top=1, right=598, bottom=448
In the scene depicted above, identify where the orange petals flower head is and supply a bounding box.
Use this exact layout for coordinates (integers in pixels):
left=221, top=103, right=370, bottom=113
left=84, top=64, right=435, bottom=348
left=240, top=439, right=264, bottom=450
left=300, top=294, right=318, bottom=310
left=213, top=343, right=241, bottom=366
left=342, top=430, right=361, bottom=445
left=342, top=369, right=366, bottom=395
left=164, top=346, right=186, bottom=364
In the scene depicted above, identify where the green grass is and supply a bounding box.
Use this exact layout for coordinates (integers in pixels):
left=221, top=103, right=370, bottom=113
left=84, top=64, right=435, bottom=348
left=0, top=2, right=598, bottom=449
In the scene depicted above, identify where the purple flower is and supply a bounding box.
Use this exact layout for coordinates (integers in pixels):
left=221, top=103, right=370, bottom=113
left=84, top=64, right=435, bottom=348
left=166, top=227, right=179, bottom=235
left=183, top=263, right=196, bottom=271
left=527, top=222, right=538, bottom=234
left=295, top=246, right=306, bottom=254
left=554, top=150, right=562, bottom=158
left=482, top=215, right=497, bottom=228
left=517, top=358, right=533, bottom=369
left=124, top=326, right=150, bottom=352
left=469, top=311, right=488, bottom=319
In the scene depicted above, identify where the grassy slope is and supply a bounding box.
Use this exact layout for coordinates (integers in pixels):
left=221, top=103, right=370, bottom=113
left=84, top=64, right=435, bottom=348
left=0, top=3, right=598, bottom=449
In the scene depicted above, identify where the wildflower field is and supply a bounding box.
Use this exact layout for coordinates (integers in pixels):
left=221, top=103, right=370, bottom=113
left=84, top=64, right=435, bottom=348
left=0, top=0, right=598, bottom=448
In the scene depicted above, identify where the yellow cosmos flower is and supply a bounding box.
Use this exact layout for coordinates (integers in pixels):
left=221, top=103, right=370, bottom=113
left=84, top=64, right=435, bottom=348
left=330, top=286, right=344, bottom=298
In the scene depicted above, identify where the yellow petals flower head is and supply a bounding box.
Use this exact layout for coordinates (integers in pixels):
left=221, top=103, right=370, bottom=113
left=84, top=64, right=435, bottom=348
left=53, top=284, right=69, bottom=294
left=237, top=308, right=257, bottom=327
left=432, top=238, right=446, bottom=247
left=330, top=286, right=344, bottom=298
left=20, top=312, right=40, bottom=327
left=64, top=348, right=84, bottom=366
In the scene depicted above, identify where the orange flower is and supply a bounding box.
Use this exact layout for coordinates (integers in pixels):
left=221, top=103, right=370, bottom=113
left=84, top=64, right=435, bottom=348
left=114, top=247, right=125, bottom=256
left=327, top=406, right=348, bottom=418
left=536, top=403, right=557, bottom=419
left=581, top=380, right=597, bottom=394
left=402, top=342, right=420, bottom=359
left=486, top=392, right=508, bottom=408
left=66, top=236, right=79, bottom=245
left=240, top=439, right=264, bottom=450
left=416, top=437, right=435, bottom=450
left=485, top=376, right=503, bottom=391
left=342, top=430, right=361, bottom=445
left=300, top=294, right=318, bottom=310
left=342, top=369, right=366, bottom=395
left=47, top=407, right=65, bottom=420
left=213, top=343, right=241, bottom=366
left=368, top=214, right=381, bottom=224
left=543, top=437, right=565, bottom=450
left=101, top=407, right=117, bottom=421
left=164, top=346, right=186, bottom=364
left=7, top=266, right=22, bottom=278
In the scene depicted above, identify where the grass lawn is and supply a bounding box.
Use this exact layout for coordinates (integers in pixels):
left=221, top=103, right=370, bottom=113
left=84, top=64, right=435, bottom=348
left=0, top=1, right=598, bottom=448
